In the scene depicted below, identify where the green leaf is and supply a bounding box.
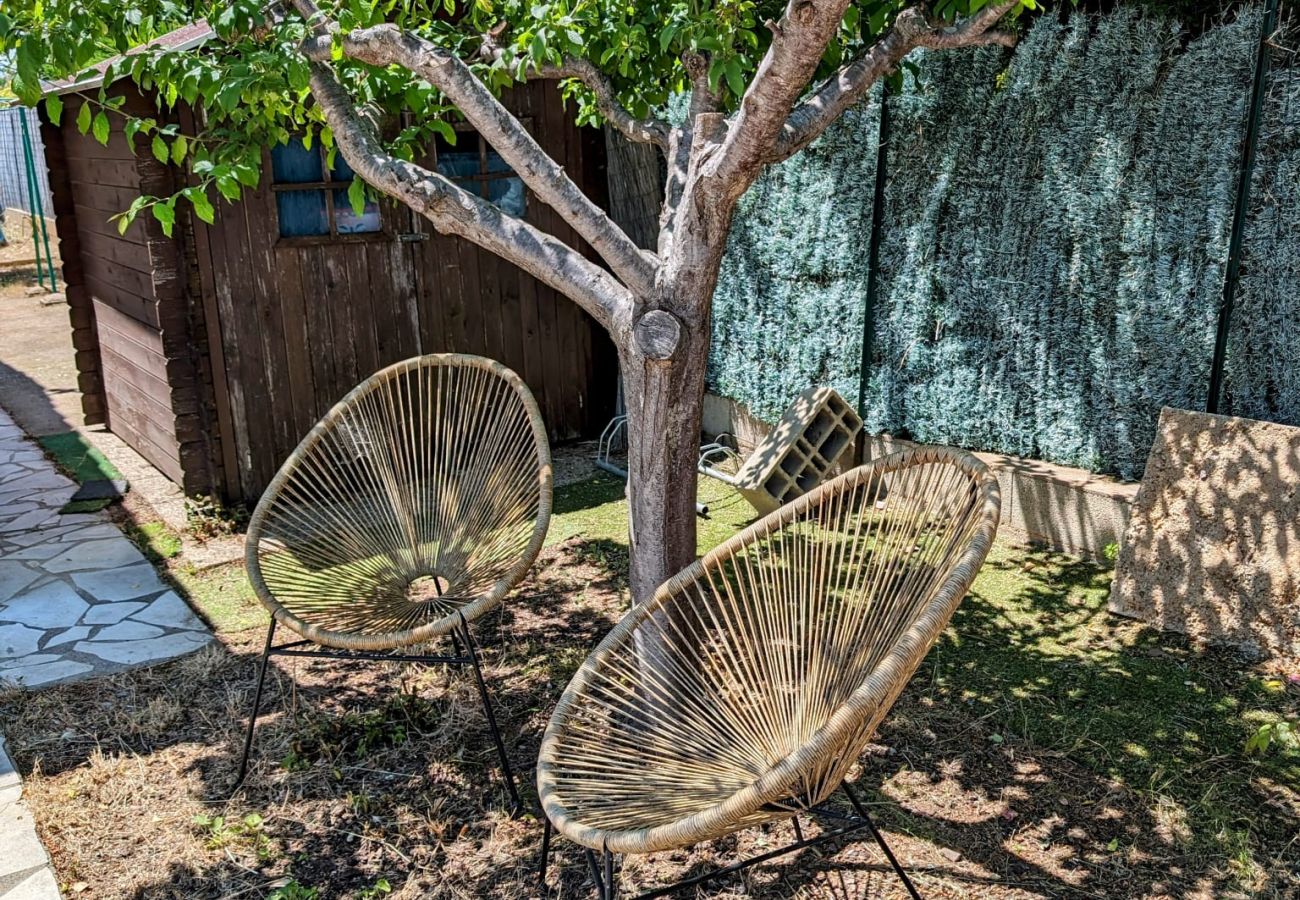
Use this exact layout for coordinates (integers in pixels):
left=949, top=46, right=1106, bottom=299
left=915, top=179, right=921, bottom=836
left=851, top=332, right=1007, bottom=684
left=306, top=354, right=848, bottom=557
left=723, top=59, right=745, bottom=100
left=189, top=190, right=215, bottom=225
left=76, top=101, right=92, bottom=135
left=348, top=178, right=366, bottom=217
left=44, top=95, right=63, bottom=127
left=91, top=111, right=110, bottom=146
left=152, top=135, right=169, bottom=164
left=171, top=135, right=188, bottom=165
left=153, top=201, right=176, bottom=237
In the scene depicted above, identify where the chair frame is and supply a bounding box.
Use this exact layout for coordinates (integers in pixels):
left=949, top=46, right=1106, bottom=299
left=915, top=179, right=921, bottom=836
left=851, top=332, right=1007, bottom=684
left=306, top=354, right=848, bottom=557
left=536, top=446, right=1000, bottom=898
left=230, top=354, right=553, bottom=813
left=538, top=779, right=921, bottom=900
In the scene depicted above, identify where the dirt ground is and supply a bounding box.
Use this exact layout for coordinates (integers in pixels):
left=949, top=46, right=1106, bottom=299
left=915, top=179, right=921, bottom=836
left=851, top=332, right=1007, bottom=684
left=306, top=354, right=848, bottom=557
left=1, top=527, right=1295, bottom=900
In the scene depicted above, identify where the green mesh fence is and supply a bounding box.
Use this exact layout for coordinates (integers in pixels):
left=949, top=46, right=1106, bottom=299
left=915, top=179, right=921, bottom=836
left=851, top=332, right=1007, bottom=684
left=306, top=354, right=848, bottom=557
left=710, top=8, right=1270, bottom=480
left=1221, top=63, right=1300, bottom=426
left=708, top=96, right=881, bottom=423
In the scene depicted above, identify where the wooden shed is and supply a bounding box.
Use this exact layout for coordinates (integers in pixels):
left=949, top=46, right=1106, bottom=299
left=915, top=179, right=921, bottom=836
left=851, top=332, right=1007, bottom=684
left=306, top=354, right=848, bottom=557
left=41, top=34, right=653, bottom=504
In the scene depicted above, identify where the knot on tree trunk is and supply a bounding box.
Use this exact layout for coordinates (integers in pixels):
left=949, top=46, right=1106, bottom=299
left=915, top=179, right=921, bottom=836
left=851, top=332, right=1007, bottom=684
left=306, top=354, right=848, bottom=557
left=633, top=309, right=683, bottom=362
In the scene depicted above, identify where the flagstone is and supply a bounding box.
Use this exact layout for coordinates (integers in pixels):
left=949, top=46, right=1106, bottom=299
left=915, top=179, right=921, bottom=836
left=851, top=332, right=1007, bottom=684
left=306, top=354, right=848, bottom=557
left=43, top=626, right=91, bottom=647
left=74, top=632, right=209, bottom=666
left=0, top=659, right=94, bottom=688
left=44, top=539, right=148, bottom=574
left=0, top=564, right=39, bottom=604
left=81, top=602, right=146, bottom=625
left=132, top=592, right=206, bottom=631
left=69, top=564, right=163, bottom=602
left=0, top=625, right=44, bottom=660
left=0, top=582, right=89, bottom=630
left=91, top=621, right=165, bottom=642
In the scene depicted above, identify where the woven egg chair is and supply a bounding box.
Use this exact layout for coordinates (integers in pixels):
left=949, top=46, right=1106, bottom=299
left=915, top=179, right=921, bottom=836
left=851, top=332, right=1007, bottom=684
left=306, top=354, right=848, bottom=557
left=537, top=447, right=1000, bottom=898
left=232, top=353, right=552, bottom=811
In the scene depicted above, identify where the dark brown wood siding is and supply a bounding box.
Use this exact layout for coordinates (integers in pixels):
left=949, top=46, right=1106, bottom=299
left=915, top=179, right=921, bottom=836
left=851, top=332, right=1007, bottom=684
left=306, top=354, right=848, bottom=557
left=51, top=87, right=222, bottom=493
left=197, top=81, right=617, bottom=502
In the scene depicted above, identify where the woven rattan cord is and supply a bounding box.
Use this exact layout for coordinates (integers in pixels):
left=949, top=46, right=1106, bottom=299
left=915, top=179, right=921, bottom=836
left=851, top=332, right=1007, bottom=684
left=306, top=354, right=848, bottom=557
left=245, top=353, right=553, bottom=652
left=538, top=446, right=1000, bottom=855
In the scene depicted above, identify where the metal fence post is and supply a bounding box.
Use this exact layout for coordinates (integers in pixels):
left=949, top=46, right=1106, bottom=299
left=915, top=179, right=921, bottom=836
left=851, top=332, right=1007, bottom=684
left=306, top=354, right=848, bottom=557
left=1206, top=0, right=1278, bottom=414
left=18, top=108, right=57, bottom=293
left=857, top=82, right=890, bottom=425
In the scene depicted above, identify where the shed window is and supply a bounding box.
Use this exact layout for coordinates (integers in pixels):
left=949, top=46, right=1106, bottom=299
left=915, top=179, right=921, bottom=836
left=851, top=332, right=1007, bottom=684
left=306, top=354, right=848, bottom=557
left=434, top=130, right=527, bottom=219
left=270, top=138, right=382, bottom=238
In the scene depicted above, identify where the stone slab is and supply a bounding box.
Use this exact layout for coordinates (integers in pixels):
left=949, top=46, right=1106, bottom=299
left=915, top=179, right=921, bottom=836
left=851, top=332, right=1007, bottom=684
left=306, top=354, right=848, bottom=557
left=69, top=564, right=163, bottom=602
left=0, top=738, right=60, bottom=900
left=0, top=582, right=90, bottom=630
left=1109, top=407, right=1300, bottom=659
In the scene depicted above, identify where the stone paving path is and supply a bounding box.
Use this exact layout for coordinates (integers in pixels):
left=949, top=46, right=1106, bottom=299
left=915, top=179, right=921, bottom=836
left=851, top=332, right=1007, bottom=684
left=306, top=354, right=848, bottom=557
left=0, top=736, right=58, bottom=900
left=0, top=407, right=211, bottom=689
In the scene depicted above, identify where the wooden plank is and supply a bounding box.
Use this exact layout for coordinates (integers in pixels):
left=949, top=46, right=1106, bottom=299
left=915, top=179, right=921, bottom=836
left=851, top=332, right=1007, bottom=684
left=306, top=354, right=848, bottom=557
left=98, top=347, right=204, bottom=440
left=206, top=180, right=260, bottom=499
left=64, top=156, right=147, bottom=190
left=102, top=394, right=185, bottom=483
left=75, top=228, right=169, bottom=276
left=242, top=190, right=299, bottom=476
left=101, top=371, right=182, bottom=452
left=68, top=180, right=153, bottom=217
left=73, top=202, right=149, bottom=246
left=346, top=245, right=380, bottom=380
left=88, top=278, right=160, bottom=330
left=190, top=200, right=239, bottom=499
left=322, top=249, right=359, bottom=391
left=84, top=253, right=178, bottom=303
left=300, top=245, right=340, bottom=421
left=270, top=246, right=319, bottom=448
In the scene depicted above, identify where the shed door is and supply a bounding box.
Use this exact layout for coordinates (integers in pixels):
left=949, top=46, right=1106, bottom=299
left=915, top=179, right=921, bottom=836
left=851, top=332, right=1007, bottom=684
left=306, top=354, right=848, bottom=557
left=407, top=83, right=616, bottom=442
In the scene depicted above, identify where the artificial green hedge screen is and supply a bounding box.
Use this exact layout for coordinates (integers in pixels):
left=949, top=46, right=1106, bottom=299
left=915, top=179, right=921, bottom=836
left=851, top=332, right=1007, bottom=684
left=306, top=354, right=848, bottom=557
left=710, top=6, right=1293, bottom=480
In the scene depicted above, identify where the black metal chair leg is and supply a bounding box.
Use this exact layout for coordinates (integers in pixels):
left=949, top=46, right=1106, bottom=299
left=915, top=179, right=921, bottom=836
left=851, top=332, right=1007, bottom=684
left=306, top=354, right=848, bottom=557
left=842, top=782, right=923, bottom=900
left=603, top=847, right=618, bottom=900
left=458, top=613, right=522, bottom=815
left=230, top=619, right=277, bottom=794
left=538, top=812, right=554, bottom=889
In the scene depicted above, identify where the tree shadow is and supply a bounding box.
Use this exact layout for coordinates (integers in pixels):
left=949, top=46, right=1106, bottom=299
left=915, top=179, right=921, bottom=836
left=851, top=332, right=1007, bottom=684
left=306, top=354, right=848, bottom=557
left=0, top=526, right=1295, bottom=898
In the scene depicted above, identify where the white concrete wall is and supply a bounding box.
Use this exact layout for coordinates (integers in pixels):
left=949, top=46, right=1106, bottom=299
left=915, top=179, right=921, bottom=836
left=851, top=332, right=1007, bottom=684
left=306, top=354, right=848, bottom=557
left=705, top=392, right=1137, bottom=562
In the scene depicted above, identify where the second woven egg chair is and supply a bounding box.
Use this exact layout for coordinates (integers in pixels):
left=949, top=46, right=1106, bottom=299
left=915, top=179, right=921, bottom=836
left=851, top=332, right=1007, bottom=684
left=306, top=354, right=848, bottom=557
left=232, top=354, right=552, bottom=811
left=537, top=447, right=1000, bottom=898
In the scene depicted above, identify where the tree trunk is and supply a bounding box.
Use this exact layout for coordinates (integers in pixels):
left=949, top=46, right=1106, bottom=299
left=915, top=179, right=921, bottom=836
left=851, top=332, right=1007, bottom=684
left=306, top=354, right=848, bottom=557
left=621, top=326, right=710, bottom=605
left=621, top=193, right=731, bottom=605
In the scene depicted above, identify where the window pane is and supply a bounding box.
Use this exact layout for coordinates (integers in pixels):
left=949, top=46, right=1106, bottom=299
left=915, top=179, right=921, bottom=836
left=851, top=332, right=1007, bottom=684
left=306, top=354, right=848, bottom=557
left=485, top=148, right=513, bottom=176
left=487, top=177, right=527, bottom=218
left=330, top=152, right=357, bottom=182
left=332, top=189, right=382, bottom=234
left=276, top=191, right=329, bottom=237
left=436, top=150, right=481, bottom=181
left=271, top=137, right=323, bottom=184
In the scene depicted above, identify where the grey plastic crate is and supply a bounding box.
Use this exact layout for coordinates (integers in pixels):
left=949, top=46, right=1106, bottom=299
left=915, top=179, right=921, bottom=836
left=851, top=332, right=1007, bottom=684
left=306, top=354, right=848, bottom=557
left=733, top=387, right=862, bottom=514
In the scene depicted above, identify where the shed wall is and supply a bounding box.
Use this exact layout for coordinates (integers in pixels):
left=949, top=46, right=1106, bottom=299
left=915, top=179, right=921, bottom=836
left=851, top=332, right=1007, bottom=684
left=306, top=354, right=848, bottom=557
left=51, top=87, right=221, bottom=492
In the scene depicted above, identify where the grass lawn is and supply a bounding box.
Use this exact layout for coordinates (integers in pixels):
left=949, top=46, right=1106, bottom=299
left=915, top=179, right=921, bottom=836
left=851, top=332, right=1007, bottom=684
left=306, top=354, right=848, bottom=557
left=1, top=474, right=1296, bottom=899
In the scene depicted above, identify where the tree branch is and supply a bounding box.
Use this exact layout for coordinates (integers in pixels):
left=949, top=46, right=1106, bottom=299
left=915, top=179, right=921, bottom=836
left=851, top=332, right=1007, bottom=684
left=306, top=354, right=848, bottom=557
left=772, top=1, right=1020, bottom=162
left=706, top=0, right=859, bottom=195
left=305, top=61, right=631, bottom=334
left=297, top=18, right=657, bottom=297
left=525, top=57, right=670, bottom=149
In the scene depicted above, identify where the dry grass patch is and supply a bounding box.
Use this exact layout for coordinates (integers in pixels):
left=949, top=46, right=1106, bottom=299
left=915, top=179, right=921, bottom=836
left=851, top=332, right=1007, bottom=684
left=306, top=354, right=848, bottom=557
left=0, top=476, right=1295, bottom=899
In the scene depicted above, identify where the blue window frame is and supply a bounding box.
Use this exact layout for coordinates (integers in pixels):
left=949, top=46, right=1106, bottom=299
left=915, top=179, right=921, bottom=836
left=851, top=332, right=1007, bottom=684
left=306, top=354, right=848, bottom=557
left=434, top=128, right=527, bottom=219
left=270, top=138, right=382, bottom=239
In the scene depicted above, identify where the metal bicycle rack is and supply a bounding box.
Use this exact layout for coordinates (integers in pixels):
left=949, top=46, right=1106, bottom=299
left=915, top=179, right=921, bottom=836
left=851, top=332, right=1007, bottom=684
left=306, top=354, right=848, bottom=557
left=594, top=416, right=744, bottom=518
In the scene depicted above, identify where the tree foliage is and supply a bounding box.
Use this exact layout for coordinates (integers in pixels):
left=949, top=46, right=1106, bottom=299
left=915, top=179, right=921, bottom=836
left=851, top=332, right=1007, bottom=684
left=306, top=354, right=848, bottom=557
left=0, top=0, right=1035, bottom=234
